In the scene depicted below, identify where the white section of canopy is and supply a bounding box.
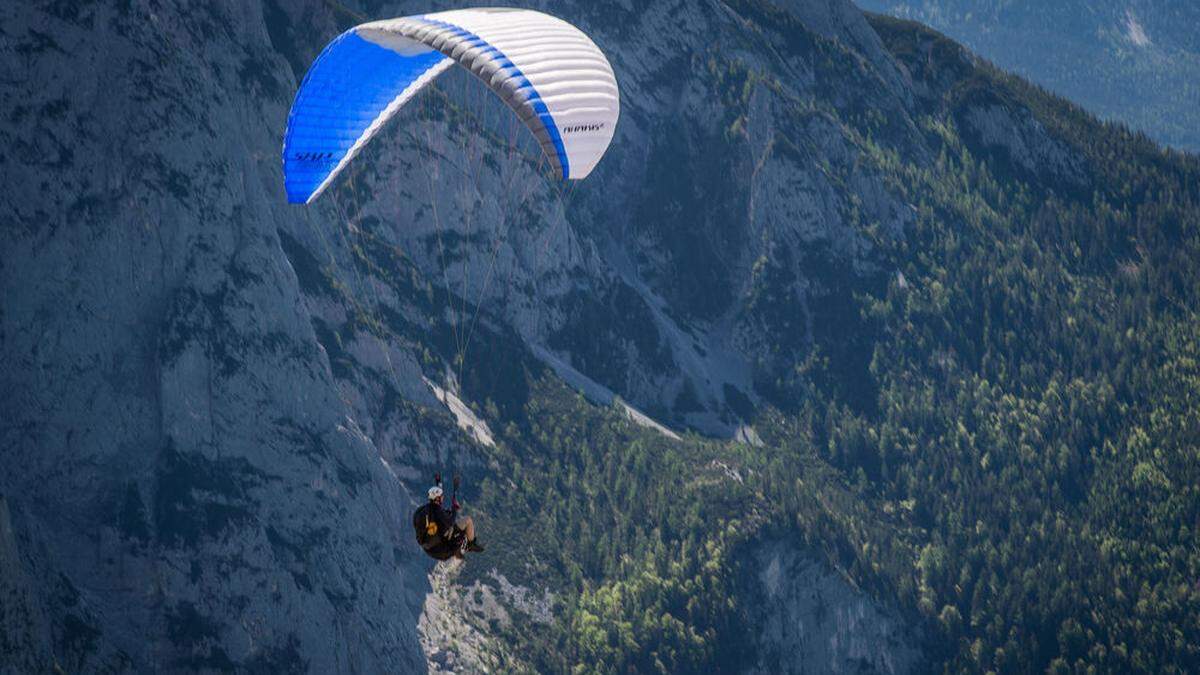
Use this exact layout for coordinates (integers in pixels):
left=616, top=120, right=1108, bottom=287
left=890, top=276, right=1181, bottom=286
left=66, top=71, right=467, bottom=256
left=359, top=8, right=620, bottom=180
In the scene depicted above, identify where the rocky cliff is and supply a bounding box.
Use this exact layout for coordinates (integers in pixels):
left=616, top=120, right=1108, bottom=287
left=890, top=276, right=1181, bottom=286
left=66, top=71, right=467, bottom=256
left=5, top=0, right=1197, bottom=672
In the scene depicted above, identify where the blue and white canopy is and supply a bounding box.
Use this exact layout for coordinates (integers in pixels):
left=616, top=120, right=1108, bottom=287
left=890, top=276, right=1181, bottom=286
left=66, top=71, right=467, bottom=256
left=282, top=8, right=620, bottom=204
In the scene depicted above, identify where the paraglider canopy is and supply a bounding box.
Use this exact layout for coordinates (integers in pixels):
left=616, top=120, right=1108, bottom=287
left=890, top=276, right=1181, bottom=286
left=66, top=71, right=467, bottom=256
left=282, top=8, right=620, bottom=204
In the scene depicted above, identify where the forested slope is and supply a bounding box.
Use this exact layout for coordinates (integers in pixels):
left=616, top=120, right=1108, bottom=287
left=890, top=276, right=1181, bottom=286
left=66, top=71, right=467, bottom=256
left=456, top=11, right=1200, bottom=674
left=2, top=1, right=1197, bottom=673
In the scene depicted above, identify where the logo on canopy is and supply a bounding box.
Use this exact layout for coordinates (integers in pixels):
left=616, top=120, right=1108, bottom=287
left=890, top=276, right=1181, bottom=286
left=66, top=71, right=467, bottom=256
left=562, top=122, right=605, bottom=134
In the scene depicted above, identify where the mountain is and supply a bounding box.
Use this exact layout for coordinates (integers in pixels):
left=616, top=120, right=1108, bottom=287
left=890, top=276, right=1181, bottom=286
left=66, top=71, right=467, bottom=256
left=855, top=0, right=1200, bottom=153
left=3, top=0, right=1199, bottom=673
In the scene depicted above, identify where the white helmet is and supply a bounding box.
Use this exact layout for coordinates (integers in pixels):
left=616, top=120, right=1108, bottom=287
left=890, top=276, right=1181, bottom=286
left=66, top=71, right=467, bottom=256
left=427, top=486, right=443, bottom=500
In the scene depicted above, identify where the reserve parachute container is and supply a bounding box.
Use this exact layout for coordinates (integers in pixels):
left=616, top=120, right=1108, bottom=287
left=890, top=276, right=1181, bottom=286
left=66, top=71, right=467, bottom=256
left=282, top=8, right=620, bottom=203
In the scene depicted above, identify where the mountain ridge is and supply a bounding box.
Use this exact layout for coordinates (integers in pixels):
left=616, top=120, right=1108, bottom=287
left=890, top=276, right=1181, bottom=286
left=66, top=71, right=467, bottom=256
left=2, top=0, right=1198, bottom=672
left=857, top=0, right=1200, bottom=153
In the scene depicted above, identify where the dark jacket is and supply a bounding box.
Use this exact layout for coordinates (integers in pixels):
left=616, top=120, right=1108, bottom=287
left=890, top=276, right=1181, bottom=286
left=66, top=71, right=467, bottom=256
left=412, top=501, right=463, bottom=560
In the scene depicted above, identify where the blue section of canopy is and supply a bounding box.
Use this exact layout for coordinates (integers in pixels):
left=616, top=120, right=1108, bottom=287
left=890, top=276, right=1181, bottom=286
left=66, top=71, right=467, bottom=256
left=282, top=30, right=446, bottom=203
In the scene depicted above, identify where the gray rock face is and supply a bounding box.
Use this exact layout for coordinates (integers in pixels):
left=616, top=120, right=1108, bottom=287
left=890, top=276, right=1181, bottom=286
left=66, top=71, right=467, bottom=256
left=958, top=103, right=1088, bottom=188
left=1, top=1, right=428, bottom=671
left=739, top=542, right=924, bottom=674
left=0, top=496, right=55, bottom=672
left=1, top=0, right=1078, bottom=670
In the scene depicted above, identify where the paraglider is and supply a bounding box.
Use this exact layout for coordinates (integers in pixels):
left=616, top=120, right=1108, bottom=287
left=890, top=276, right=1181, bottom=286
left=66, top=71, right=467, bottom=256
left=413, top=473, right=484, bottom=561
left=282, top=11, right=620, bottom=558
left=282, top=7, right=620, bottom=203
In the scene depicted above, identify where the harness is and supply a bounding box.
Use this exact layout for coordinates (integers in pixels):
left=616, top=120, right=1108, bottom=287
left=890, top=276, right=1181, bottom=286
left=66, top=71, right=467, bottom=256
left=413, top=504, right=445, bottom=551
left=412, top=473, right=465, bottom=559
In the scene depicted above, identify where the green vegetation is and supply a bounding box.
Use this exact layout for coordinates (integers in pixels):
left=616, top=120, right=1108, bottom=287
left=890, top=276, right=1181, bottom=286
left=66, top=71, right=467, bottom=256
left=436, top=14, right=1200, bottom=674
left=462, top=375, right=898, bottom=674
left=293, top=9, right=1199, bottom=673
